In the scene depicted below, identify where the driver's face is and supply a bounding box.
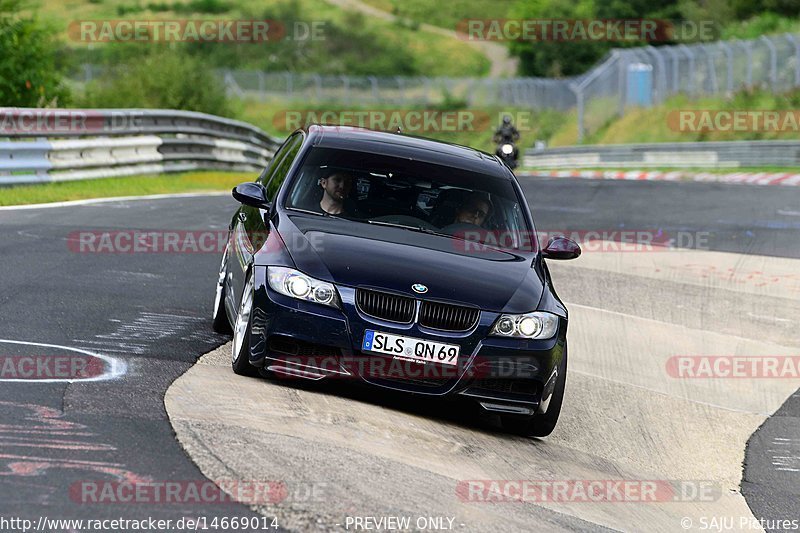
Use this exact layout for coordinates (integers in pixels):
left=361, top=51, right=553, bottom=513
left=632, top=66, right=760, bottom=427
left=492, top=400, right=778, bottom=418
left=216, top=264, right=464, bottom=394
left=456, top=200, right=490, bottom=226
left=320, top=174, right=352, bottom=202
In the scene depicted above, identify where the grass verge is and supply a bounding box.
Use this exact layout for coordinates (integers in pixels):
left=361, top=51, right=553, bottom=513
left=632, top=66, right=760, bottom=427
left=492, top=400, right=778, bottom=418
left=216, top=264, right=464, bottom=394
left=0, top=171, right=252, bottom=206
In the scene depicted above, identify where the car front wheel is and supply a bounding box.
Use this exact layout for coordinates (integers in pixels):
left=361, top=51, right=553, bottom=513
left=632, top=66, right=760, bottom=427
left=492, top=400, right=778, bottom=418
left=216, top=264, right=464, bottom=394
left=231, top=271, right=259, bottom=376
left=501, top=346, right=567, bottom=438
left=212, top=243, right=232, bottom=334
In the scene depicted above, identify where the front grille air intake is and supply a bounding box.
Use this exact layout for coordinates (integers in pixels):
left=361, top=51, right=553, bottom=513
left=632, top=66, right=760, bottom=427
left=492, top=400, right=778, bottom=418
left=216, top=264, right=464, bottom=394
left=419, top=301, right=480, bottom=331
left=356, top=289, right=415, bottom=324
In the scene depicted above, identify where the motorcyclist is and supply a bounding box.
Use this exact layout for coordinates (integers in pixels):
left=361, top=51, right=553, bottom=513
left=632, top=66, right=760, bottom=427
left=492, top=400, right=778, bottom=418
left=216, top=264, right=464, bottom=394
left=493, top=115, right=520, bottom=145
left=494, top=115, right=520, bottom=167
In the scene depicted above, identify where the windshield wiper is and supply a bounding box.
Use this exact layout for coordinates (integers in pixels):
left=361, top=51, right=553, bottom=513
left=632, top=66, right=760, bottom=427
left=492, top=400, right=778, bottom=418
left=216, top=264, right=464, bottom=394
left=366, top=219, right=466, bottom=241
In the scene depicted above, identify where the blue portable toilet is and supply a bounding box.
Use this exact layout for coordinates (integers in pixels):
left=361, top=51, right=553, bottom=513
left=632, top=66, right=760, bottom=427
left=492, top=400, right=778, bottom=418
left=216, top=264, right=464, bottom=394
left=627, top=63, right=653, bottom=107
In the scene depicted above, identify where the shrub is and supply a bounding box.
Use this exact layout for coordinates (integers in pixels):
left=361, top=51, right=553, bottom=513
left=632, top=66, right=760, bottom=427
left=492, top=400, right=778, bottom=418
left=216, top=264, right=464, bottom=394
left=77, top=50, right=234, bottom=117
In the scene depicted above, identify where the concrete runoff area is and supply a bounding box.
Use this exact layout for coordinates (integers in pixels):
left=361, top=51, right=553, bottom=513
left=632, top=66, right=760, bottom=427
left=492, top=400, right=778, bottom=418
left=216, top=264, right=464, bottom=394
left=166, top=243, right=800, bottom=531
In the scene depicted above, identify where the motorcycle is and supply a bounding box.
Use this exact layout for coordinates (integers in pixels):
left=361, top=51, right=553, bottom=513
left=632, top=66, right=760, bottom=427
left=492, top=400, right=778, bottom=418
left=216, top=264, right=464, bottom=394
left=496, top=140, right=519, bottom=169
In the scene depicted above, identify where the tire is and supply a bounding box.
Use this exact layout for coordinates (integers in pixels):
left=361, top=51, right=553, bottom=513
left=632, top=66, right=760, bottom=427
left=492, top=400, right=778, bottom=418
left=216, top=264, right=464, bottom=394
left=501, top=346, right=567, bottom=438
left=212, top=244, right=232, bottom=334
left=231, top=271, right=259, bottom=377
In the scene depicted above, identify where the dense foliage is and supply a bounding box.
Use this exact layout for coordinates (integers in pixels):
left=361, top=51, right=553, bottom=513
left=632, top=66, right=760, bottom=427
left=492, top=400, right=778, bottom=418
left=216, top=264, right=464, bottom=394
left=508, top=0, right=800, bottom=77
left=0, top=0, right=69, bottom=106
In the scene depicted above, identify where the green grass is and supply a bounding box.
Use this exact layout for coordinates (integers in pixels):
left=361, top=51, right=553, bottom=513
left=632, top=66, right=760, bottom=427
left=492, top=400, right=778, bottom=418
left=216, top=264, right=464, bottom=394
left=26, top=0, right=490, bottom=77
left=0, top=171, right=252, bottom=206
left=238, top=97, right=563, bottom=153
left=360, top=0, right=513, bottom=31
left=548, top=88, right=800, bottom=147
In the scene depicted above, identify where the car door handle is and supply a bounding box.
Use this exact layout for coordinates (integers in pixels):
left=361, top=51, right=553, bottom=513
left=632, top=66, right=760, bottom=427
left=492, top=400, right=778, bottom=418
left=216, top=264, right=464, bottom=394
left=238, top=212, right=247, bottom=222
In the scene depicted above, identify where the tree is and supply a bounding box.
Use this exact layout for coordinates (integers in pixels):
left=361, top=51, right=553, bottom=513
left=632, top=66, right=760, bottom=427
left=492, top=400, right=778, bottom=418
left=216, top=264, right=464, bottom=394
left=0, top=0, right=69, bottom=106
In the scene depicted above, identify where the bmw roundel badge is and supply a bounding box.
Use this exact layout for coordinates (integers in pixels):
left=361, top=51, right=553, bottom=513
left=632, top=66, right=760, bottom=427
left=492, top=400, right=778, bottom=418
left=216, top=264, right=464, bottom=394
left=412, top=283, right=428, bottom=294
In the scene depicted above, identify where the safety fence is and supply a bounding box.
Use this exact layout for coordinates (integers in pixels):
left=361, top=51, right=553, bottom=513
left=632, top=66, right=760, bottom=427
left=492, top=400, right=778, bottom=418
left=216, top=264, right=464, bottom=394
left=0, top=108, right=280, bottom=185
left=71, top=33, right=800, bottom=143
left=524, top=140, right=800, bottom=169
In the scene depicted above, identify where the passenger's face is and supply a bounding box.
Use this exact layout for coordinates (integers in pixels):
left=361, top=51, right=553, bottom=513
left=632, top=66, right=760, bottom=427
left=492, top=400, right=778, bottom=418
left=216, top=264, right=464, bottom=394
left=321, top=174, right=352, bottom=202
left=456, top=200, right=490, bottom=226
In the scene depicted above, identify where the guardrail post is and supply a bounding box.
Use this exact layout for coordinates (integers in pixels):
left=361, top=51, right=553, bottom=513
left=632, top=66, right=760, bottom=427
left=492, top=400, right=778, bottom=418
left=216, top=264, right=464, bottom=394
left=661, top=45, right=679, bottom=96
left=645, top=46, right=667, bottom=103
left=616, top=51, right=626, bottom=116
left=395, top=76, right=405, bottom=105
left=570, top=83, right=584, bottom=143
left=368, top=76, right=378, bottom=102
left=718, top=42, right=734, bottom=93
left=257, top=71, right=265, bottom=98
left=701, top=45, right=718, bottom=94
left=341, top=75, right=350, bottom=105
left=787, top=34, right=800, bottom=87
left=735, top=39, right=753, bottom=88
left=423, top=77, right=432, bottom=106
left=678, top=45, right=695, bottom=95
left=760, top=35, right=778, bottom=91
left=313, top=74, right=322, bottom=101
left=286, top=72, right=294, bottom=99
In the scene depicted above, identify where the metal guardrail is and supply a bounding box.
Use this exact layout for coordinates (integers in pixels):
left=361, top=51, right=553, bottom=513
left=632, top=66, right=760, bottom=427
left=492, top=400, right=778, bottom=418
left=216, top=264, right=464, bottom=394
left=524, top=140, right=800, bottom=169
left=0, top=108, right=281, bottom=185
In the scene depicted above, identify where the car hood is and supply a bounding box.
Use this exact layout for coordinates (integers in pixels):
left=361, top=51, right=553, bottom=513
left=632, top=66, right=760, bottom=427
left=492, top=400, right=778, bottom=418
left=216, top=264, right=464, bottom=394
left=274, top=213, right=544, bottom=312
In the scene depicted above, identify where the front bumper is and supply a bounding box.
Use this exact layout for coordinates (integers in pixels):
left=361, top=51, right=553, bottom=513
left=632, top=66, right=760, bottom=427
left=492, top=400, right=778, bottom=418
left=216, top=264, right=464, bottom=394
left=248, top=266, right=567, bottom=413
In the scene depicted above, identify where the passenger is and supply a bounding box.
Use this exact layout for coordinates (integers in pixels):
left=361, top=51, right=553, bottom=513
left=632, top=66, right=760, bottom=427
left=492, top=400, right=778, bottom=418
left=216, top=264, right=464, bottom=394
left=453, top=192, right=493, bottom=227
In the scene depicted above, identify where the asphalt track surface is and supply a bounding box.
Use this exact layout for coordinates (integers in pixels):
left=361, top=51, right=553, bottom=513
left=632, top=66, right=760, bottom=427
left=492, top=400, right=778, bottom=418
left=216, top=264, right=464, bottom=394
left=1, top=178, right=798, bottom=531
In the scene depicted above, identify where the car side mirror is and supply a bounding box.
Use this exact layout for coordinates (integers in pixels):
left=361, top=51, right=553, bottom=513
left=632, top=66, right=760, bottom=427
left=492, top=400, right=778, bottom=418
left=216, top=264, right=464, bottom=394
left=232, top=182, right=270, bottom=210
left=542, top=236, right=581, bottom=260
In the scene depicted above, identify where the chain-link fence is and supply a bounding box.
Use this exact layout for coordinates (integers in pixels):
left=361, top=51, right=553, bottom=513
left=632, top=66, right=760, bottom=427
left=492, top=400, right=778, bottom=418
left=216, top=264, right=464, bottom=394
left=572, top=33, right=800, bottom=141
left=215, top=70, right=577, bottom=110
left=72, top=33, right=800, bottom=143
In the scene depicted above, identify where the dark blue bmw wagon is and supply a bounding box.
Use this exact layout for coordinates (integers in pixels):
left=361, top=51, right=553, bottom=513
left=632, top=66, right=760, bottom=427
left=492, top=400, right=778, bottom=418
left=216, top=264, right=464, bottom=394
left=212, top=125, right=580, bottom=437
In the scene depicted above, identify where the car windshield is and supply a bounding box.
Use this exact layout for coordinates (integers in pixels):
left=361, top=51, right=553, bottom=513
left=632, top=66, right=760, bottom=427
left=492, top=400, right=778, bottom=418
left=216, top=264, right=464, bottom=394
left=284, top=147, right=535, bottom=251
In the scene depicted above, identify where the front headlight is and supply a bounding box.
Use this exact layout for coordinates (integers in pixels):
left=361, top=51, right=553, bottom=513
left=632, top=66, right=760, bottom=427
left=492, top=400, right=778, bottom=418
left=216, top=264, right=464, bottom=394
left=267, top=266, right=340, bottom=308
left=490, top=311, right=558, bottom=339
left=501, top=143, right=514, bottom=155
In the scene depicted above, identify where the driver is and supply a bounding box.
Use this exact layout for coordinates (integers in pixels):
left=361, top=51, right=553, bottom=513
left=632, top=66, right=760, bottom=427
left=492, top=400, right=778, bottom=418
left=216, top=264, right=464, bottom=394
left=317, top=171, right=354, bottom=215
left=453, top=192, right=492, bottom=227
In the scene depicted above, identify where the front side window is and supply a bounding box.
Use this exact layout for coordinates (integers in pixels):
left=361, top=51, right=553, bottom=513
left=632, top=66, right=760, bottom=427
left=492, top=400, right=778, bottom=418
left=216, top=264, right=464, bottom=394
left=260, top=133, right=303, bottom=200
left=284, top=147, right=533, bottom=250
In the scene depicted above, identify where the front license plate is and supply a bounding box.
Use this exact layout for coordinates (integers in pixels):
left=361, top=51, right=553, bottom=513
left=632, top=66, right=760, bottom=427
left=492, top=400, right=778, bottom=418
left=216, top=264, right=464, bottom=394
left=362, top=330, right=460, bottom=366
